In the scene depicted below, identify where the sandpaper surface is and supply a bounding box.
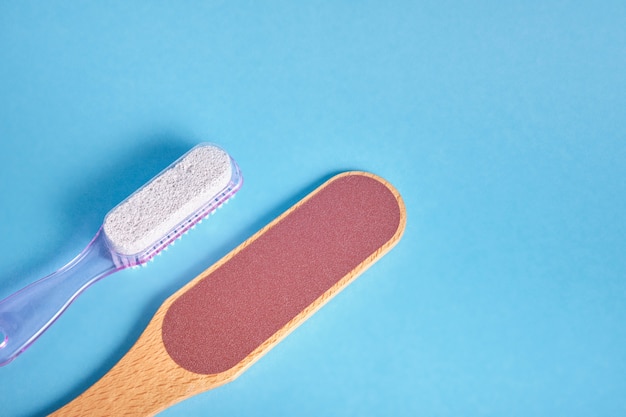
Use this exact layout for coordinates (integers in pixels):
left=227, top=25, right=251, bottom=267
left=161, top=173, right=402, bottom=374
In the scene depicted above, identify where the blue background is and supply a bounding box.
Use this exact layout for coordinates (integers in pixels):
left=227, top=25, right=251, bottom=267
left=1, top=1, right=625, bottom=416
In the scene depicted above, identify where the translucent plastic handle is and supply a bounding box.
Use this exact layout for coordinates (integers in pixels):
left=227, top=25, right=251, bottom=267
left=0, top=229, right=120, bottom=366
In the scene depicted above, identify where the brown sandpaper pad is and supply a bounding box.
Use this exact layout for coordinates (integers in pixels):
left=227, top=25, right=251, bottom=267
left=53, top=171, right=406, bottom=417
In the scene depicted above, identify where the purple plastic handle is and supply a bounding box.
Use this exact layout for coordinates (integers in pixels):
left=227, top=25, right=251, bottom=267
left=0, top=230, right=121, bottom=366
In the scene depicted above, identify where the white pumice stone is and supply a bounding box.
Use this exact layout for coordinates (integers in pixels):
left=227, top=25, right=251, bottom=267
left=102, top=145, right=232, bottom=256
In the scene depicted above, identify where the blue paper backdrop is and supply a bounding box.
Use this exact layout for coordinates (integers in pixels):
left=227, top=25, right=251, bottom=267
left=1, top=2, right=625, bottom=416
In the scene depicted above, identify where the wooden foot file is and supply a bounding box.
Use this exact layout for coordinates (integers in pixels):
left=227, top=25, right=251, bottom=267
left=52, top=171, right=406, bottom=416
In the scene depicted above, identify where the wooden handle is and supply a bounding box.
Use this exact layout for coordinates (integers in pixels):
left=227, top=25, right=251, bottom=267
left=50, top=314, right=202, bottom=416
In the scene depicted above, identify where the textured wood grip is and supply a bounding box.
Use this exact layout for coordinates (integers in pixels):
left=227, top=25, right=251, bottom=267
left=50, top=314, right=221, bottom=416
